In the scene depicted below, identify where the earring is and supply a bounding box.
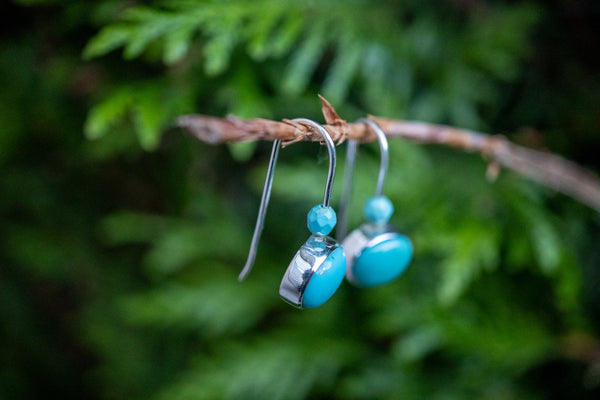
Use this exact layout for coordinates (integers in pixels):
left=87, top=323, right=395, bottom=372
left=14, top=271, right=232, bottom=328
left=338, top=118, right=412, bottom=287
left=239, top=119, right=346, bottom=309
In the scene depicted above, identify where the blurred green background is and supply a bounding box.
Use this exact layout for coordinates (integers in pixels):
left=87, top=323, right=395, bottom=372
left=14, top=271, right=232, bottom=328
left=1, top=0, right=600, bottom=399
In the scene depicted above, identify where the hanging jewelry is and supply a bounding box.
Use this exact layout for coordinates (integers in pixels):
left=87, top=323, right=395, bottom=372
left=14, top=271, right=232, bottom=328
left=240, top=119, right=347, bottom=308
left=339, top=118, right=413, bottom=287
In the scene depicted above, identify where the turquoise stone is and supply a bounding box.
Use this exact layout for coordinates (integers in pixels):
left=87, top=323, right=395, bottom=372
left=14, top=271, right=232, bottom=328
left=307, top=205, right=337, bottom=236
left=364, top=196, right=394, bottom=224
left=302, top=247, right=346, bottom=308
left=352, top=234, right=412, bottom=287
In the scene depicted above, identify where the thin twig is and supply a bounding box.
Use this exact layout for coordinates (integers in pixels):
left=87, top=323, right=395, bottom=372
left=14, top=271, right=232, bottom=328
left=176, top=96, right=600, bottom=213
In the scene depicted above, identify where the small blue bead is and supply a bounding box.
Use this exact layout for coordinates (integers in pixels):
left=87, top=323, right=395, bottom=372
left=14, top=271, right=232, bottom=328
left=364, top=196, right=394, bottom=224
left=307, top=205, right=337, bottom=236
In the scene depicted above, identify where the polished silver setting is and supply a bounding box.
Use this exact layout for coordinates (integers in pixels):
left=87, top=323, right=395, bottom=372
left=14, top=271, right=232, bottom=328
left=342, top=223, right=402, bottom=284
left=279, top=235, right=341, bottom=308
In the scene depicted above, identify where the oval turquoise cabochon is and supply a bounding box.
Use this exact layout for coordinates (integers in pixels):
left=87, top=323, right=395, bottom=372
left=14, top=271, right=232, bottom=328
left=352, top=235, right=412, bottom=287
left=301, top=247, right=346, bottom=308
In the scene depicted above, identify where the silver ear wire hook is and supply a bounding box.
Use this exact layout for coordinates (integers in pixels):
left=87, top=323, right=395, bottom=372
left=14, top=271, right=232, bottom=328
left=341, top=119, right=412, bottom=287
left=239, top=119, right=337, bottom=281
left=337, top=118, right=389, bottom=240
left=363, top=118, right=389, bottom=196
left=293, top=118, right=337, bottom=208
left=239, top=139, right=281, bottom=281
left=336, top=140, right=356, bottom=241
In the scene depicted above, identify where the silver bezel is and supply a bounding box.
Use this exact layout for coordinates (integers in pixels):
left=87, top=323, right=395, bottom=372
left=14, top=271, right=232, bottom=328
left=342, top=223, right=401, bottom=284
left=279, top=234, right=341, bottom=309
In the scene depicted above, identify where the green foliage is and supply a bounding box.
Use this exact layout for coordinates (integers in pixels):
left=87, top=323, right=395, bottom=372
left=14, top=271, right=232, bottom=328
left=85, top=80, right=194, bottom=150
left=82, top=0, right=539, bottom=150
left=2, top=1, right=600, bottom=399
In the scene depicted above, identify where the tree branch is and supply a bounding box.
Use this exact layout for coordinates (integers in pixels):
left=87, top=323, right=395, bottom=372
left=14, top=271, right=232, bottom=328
left=176, top=96, right=600, bottom=213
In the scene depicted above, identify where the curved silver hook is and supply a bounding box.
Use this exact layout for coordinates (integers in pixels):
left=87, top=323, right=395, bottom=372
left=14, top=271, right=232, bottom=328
left=239, top=119, right=337, bottom=281
left=337, top=118, right=389, bottom=240
left=362, top=118, right=389, bottom=196
left=293, top=118, right=337, bottom=207
left=238, top=139, right=280, bottom=281
left=336, top=140, right=356, bottom=241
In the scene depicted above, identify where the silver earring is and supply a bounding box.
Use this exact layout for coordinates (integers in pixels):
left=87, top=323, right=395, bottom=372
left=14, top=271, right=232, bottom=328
left=338, top=118, right=412, bottom=287
left=239, top=119, right=346, bottom=309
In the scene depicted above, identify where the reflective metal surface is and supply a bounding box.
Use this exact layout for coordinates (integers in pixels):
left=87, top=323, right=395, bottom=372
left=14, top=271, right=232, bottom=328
left=240, top=119, right=338, bottom=281
left=338, top=118, right=390, bottom=240
left=337, top=139, right=357, bottom=241
left=292, top=118, right=337, bottom=207
left=239, top=140, right=281, bottom=281
left=342, top=223, right=401, bottom=283
left=279, top=234, right=341, bottom=308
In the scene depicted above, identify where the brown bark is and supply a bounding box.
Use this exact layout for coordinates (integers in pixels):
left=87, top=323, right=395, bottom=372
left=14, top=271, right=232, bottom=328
left=175, top=96, right=600, bottom=213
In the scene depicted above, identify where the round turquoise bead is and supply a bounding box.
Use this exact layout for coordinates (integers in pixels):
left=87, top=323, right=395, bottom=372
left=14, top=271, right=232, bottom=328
left=364, top=196, right=394, bottom=224
left=307, top=205, right=337, bottom=236
left=351, top=234, right=412, bottom=287
left=302, top=247, right=346, bottom=308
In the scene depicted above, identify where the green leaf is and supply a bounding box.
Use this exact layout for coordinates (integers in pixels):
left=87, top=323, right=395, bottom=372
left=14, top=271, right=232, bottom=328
left=83, top=25, right=133, bottom=60
left=142, top=218, right=248, bottom=276
left=245, top=5, right=284, bottom=61
left=122, top=9, right=174, bottom=59
left=438, top=221, right=500, bottom=305
left=392, top=327, right=444, bottom=363
left=508, top=191, right=563, bottom=274
left=84, top=88, right=134, bottom=140
left=203, top=32, right=237, bottom=75
left=282, top=21, right=328, bottom=95
left=132, top=86, right=167, bottom=150
left=442, top=289, right=553, bottom=372
left=266, top=9, right=305, bottom=57
left=529, top=216, right=561, bottom=274
left=322, top=36, right=363, bottom=103
left=163, top=24, right=195, bottom=64
left=155, top=335, right=354, bottom=400
left=120, top=275, right=273, bottom=336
